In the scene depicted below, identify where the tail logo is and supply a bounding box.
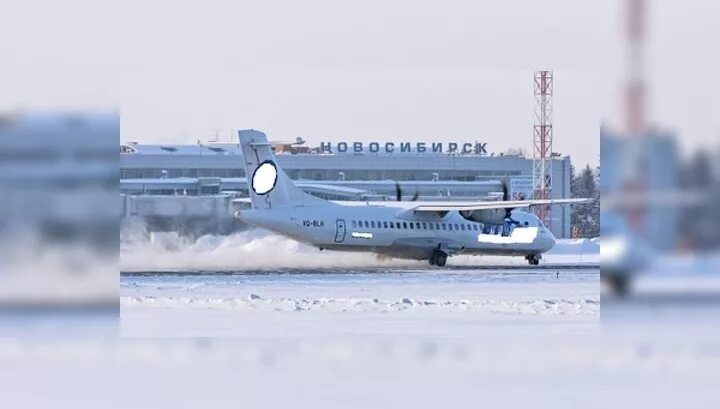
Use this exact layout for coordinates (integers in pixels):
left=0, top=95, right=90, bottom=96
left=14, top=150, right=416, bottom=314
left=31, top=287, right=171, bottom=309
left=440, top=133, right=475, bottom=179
left=251, top=160, right=278, bottom=195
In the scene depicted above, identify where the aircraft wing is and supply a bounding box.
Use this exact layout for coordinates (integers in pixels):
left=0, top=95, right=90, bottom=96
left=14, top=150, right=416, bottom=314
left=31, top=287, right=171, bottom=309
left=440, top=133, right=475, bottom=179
left=233, top=197, right=592, bottom=210
left=232, top=197, right=593, bottom=212
left=409, top=198, right=591, bottom=212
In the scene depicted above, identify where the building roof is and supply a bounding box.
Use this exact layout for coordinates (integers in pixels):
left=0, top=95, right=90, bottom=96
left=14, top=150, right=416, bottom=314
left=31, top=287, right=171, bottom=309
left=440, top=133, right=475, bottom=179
left=122, top=143, right=242, bottom=155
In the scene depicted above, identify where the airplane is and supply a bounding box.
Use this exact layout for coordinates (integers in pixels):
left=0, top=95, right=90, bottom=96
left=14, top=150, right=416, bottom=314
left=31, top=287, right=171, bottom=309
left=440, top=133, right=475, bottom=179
left=600, top=212, right=652, bottom=294
left=600, top=192, right=702, bottom=295
left=234, top=129, right=590, bottom=266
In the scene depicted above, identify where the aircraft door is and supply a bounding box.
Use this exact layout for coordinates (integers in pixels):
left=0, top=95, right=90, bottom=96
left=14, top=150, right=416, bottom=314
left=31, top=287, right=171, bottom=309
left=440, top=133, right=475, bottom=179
left=334, top=219, right=346, bottom=243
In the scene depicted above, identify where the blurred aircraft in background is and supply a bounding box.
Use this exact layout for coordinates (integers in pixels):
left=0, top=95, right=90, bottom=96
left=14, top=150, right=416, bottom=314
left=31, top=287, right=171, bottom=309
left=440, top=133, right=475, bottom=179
left=600, top=212, right=650, bottom=294
left=600, top=189, right=703, bottom=295
left=601, top=0, right=720, bottom=298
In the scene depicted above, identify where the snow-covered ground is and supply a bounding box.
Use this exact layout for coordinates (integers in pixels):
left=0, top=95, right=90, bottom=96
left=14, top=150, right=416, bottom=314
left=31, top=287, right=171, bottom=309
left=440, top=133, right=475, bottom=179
left=120, top=231, right=599, bottom=336
left=114, top=233, right=608, bottom=407
left=6, top=233, right=710, bottom=408
left=121, top=268, right=599, bottom=337
left=5, top=240, right=720, bottom=408
left=9, top=295, right=720, bottom=409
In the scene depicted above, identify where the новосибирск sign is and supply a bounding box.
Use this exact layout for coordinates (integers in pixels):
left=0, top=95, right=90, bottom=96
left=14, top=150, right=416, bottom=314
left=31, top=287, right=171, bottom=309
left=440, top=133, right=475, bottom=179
left=318, top=142, right=488, bottom=155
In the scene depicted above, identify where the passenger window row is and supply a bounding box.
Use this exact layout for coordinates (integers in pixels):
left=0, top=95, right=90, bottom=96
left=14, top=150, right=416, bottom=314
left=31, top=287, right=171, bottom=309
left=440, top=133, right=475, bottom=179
left=349, top=219, right=527, bottom=237
left=351, top=220, right=482, bottom=232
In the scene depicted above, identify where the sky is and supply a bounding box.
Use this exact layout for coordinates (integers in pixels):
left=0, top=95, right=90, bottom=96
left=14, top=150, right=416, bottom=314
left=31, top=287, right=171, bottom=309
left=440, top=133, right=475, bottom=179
left=2, top=1, right=716, bottom=168
left=598, top=0, right=720, bottom=160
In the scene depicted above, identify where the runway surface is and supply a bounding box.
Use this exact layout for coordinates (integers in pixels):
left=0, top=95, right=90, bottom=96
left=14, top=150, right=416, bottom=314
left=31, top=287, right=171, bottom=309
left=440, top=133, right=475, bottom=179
left=121, top=266, right=599, bottom=337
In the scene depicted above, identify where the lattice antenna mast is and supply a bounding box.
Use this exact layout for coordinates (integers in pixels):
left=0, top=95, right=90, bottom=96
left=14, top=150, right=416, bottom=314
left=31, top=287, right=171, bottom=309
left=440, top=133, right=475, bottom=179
left=622, top=0, right=647, bottom=231
left=533, top=70, right=553, bottom=228
left=625, top=0, right=645, bottom=137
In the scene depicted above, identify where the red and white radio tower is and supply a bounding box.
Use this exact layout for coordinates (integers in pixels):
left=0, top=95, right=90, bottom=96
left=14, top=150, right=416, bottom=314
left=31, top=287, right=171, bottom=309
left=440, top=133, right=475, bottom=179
left=533, top=70, right=553, bottom=228
left=623, top=0, right=647, bottom=231
left=625, top=0, right=645, bottom=137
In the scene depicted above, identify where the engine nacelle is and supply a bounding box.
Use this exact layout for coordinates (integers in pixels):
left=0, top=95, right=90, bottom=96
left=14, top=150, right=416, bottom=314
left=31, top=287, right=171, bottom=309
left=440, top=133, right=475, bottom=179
left=460, top=209, right=507, bottom=225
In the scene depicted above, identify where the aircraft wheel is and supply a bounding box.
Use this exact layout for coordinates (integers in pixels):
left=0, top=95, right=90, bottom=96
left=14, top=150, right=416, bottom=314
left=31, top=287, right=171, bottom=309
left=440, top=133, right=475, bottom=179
left=428, top=254, right=436, bottom=266
left=607, top=276, right=631, bottom=296
left=527, top=255, right=541, bottom=266
left=434, top=251, right=447, bottom=267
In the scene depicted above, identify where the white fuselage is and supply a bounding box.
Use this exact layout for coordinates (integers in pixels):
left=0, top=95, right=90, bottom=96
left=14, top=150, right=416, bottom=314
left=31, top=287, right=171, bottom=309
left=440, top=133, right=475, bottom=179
left=232, top=129, right=568, bottom=265
left=237, top=202, right=556, bottom=261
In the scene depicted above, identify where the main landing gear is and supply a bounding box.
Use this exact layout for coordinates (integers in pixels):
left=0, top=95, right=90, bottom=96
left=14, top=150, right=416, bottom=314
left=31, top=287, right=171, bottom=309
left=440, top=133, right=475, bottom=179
left=605, top=275, right=630, bottom=296
left=526, top=254, right=541, bottom=266
left=429, top=250, right=448, bottom=267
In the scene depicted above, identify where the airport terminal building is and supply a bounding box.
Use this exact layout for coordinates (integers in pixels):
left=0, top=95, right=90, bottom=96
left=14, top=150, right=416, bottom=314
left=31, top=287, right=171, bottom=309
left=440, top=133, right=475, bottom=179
left=120, top=140, right=574, bottom=238
left=601, top=128, right=680, bottom=250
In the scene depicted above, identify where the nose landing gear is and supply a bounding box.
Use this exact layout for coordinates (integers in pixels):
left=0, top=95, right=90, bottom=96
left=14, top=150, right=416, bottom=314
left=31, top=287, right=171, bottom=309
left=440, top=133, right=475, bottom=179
left=429, top=250, right=448, bottom=267
left=525, top=254, right=541, bottom=266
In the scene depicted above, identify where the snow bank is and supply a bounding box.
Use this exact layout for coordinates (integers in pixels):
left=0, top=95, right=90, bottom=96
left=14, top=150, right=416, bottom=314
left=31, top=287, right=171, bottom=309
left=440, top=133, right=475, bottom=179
left=121, top=295, right=599, bottom=315
left=547, top=238, right=600, bottom=255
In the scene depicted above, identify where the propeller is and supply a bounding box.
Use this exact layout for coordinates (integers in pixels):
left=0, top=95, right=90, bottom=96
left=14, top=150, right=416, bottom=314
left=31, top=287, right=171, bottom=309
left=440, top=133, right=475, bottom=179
left=394, top=182, right=420, bottom=202
left=501, top=180, right=515, bottom=220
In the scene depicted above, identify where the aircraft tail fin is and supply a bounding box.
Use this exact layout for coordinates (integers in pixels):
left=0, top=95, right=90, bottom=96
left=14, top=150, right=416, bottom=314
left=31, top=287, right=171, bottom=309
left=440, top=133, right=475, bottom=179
left=238, top=129, right=326, bottom=209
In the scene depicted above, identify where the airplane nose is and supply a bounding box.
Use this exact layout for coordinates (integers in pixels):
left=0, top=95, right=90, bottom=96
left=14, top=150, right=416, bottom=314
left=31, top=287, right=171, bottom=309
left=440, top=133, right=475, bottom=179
left=534, top=225, right=555, bottom=252
left=544, top=227, right=556, bottom=251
